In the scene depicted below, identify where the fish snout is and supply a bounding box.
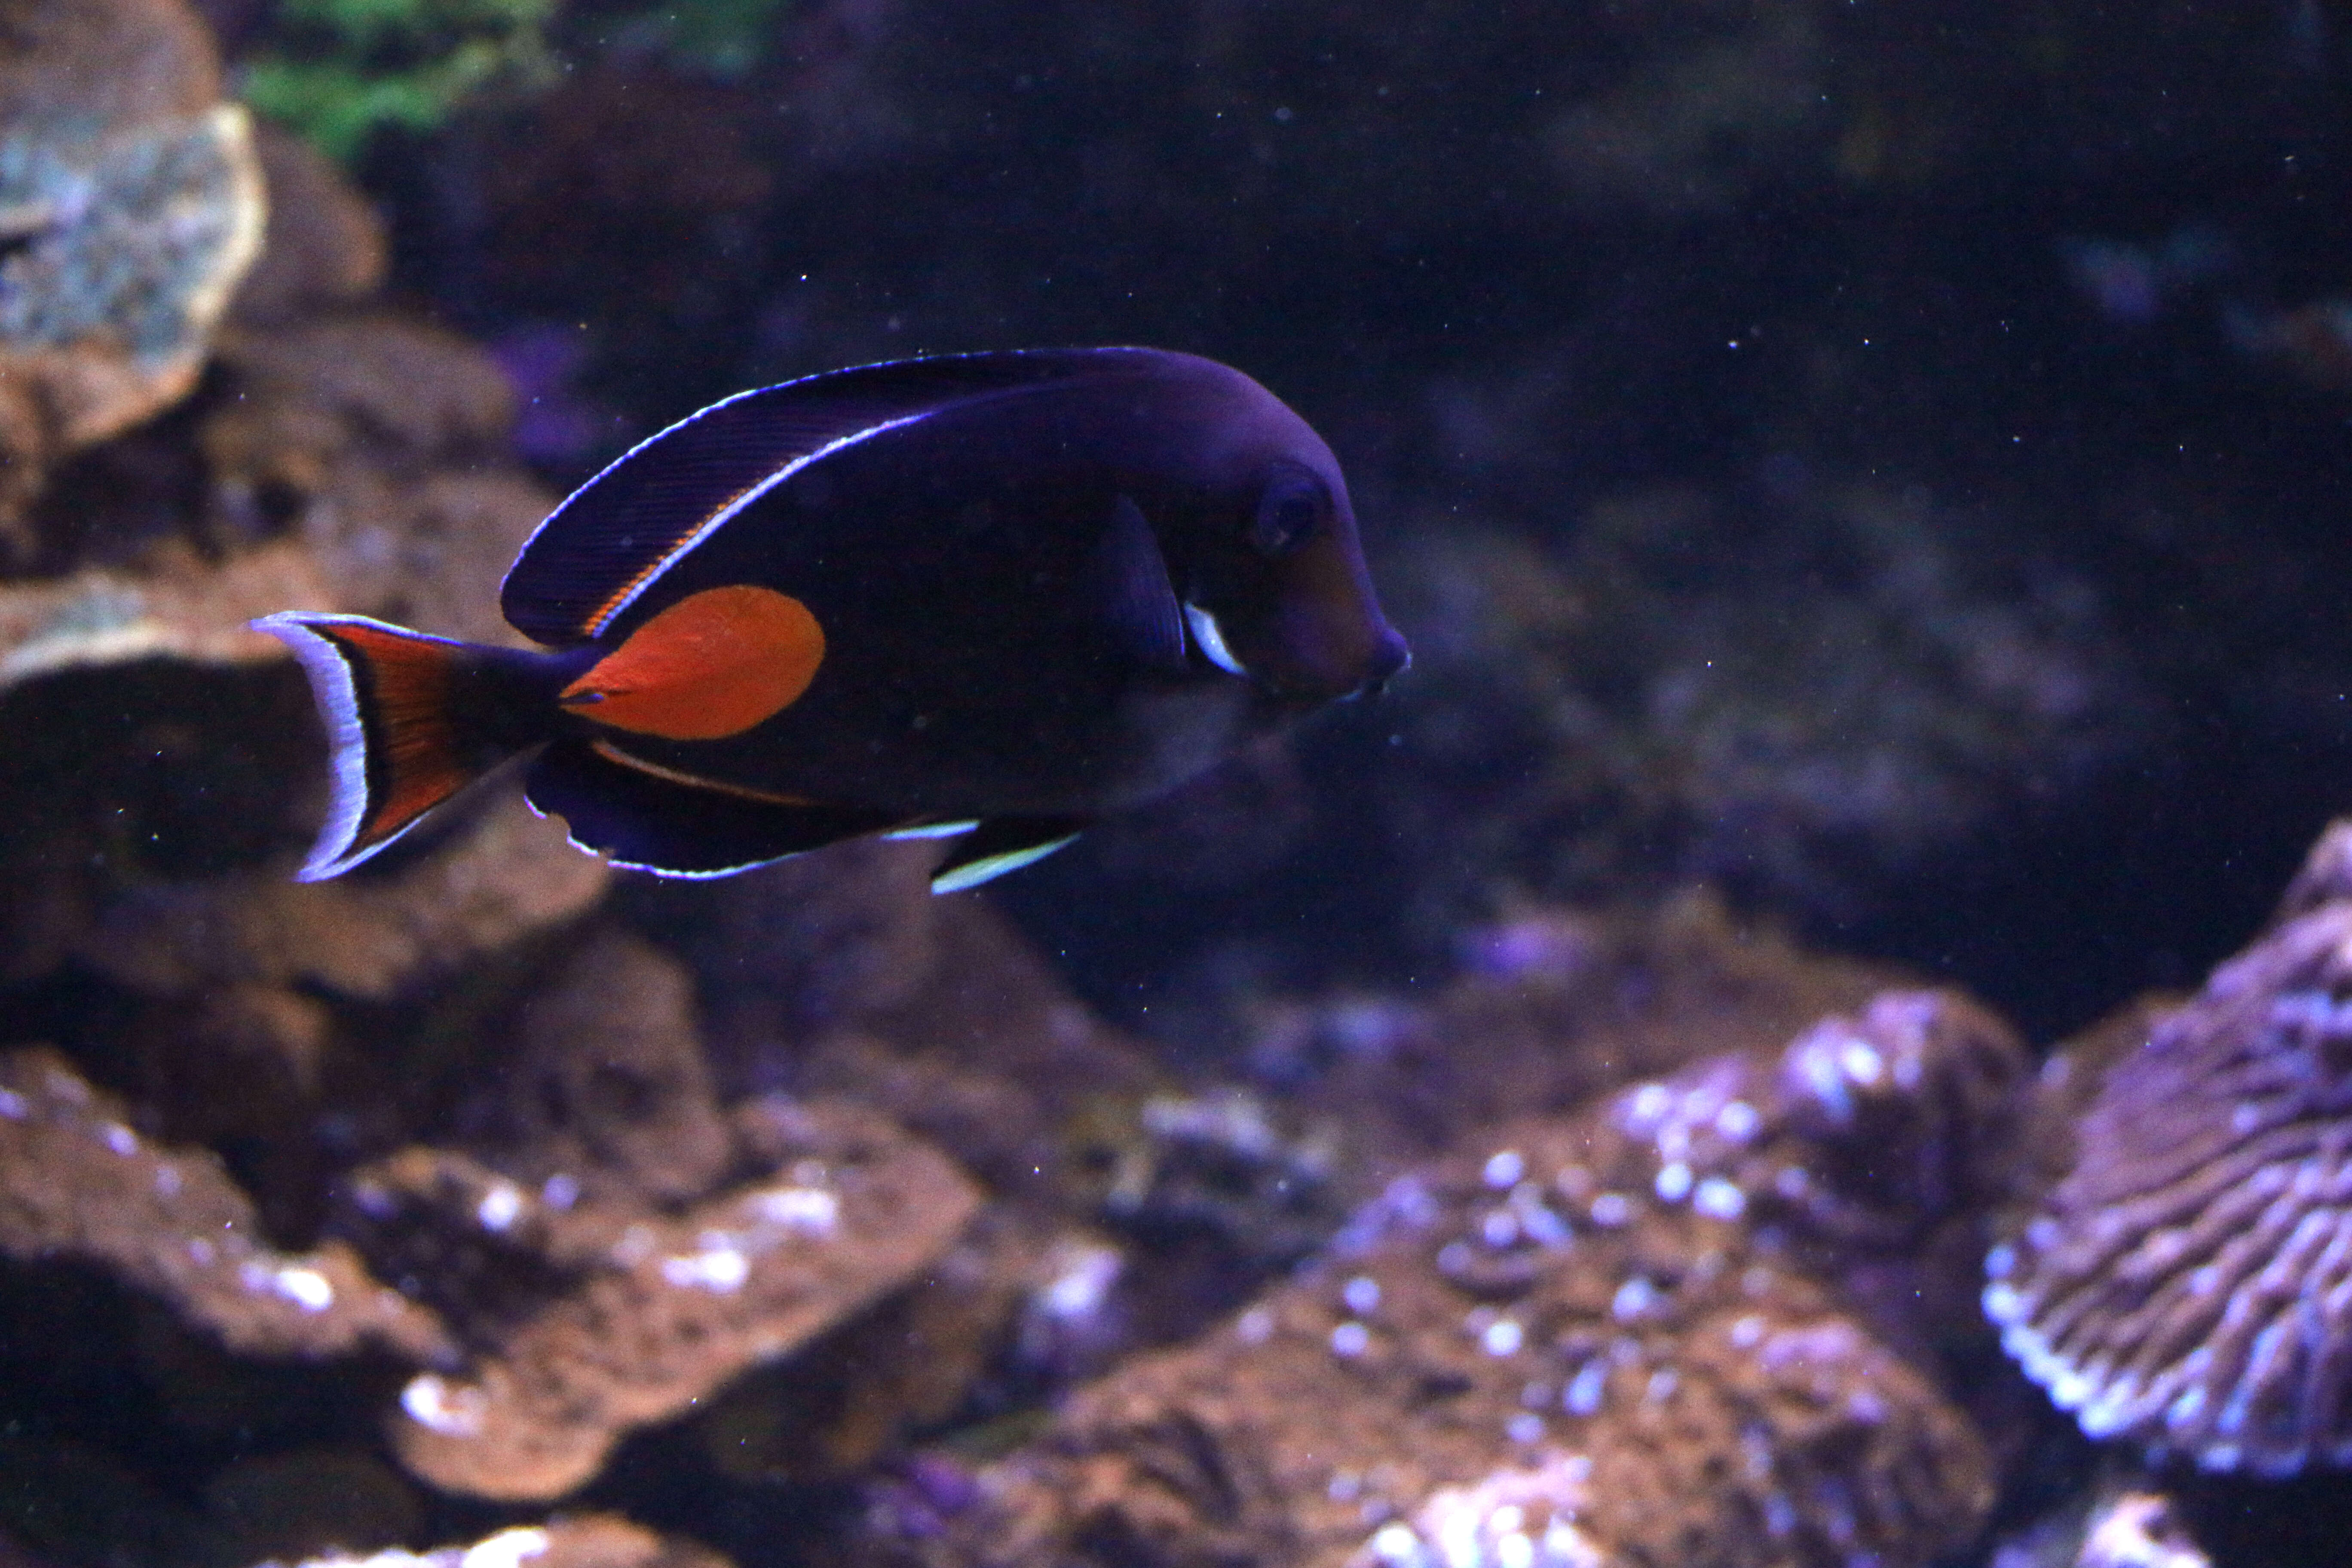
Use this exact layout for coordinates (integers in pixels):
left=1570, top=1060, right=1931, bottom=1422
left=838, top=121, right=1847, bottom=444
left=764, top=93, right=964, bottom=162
left=1357, top=625, right=1411, bottom=697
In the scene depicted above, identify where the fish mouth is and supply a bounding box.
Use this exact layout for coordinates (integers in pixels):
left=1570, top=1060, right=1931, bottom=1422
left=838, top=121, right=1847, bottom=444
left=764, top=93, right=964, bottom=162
left=1343, top=626, right=1412, bottom=700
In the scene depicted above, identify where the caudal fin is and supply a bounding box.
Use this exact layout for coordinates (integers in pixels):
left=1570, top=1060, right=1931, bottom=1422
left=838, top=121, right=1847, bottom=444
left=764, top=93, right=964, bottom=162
left=254, top=612, right=549, bottom=881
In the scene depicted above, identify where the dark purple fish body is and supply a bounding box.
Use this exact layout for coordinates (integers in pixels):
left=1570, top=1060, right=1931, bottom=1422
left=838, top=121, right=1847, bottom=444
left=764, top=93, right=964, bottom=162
left=256, top=348, right=1408, bottom=891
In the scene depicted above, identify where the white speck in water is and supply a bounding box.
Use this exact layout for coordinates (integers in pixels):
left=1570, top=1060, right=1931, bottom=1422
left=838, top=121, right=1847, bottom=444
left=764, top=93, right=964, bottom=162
left=1236, top=1305, right=1275, bottom=1344
left=750, top=1185, right=840, bottom=1236
left=662, top=1246, right=750, bottom=1293
left=1518, top=1202, right=1572, bottom=1248
left=461, top=1525, right=552, bottom=1568
left=1369, top=1522, right=1419, bottom=1565
left=1730, top=1314, right=1766, bottom=1348
left=1331, top=1321, right=1372, bottom=1358
left=1037, top=1244, right=1121, bottom=1320
left=1482, top=1319, right=1525, bottom=1357
left=540, top=1173, right=580, bottom=1210
left=1693, top=1176, right=1746, bottom=1220
left=1481, top=1208, right=1521, bottom=1248
left=1589, top=1193, right=1633, bottom=1227
left=1612, top=1277, right=1658, bottom=1322
left=1565, top=1361, right=1607, bottom=1416
left=100, top=1123, right=137, bottom=1157
left=1716, top=1099, right=1760, bottom=1141
left=1626, top=1082, right=1672, bottom=1127
left=401, top=1373, right=487, bottom=1437
left=1839, top=1038, right=1883, bottom=1085
left=1505, top=1412, right=1544, bottom=1445
left=476, top=1182, right=524, bottom=1232
left=1654, top=1162, right=1692, bottom=1203
left=1343, top=1275, right=1382, bottom=1315
left=1484, top=1148, right=1526, bottom=1189
left=270, top=1265, right=335, bottom=1312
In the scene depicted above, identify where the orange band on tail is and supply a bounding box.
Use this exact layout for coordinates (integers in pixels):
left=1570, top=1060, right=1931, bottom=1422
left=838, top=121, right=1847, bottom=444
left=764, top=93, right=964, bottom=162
left=325, top=621, right=471, bottom=842
left=561, top=585, right=824, bottom=741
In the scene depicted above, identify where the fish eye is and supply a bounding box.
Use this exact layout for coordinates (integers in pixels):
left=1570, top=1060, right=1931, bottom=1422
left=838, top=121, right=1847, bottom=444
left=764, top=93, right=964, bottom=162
left=1251, top=466, right=1326, bottom=557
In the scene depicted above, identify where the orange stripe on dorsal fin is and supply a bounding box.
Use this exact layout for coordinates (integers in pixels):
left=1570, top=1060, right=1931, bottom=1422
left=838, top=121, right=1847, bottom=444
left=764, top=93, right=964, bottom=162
left=560, top=585, right=824, bottom=741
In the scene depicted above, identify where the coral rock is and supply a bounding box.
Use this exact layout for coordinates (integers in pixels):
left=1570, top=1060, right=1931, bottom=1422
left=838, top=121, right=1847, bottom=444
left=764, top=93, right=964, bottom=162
left=226, top=122, right=388, bottom=328
left=79, top=787, right=607, bottom=1001
left=0, top=0, right=264, bottom=543
left=0, top=1047, right=449, bottom=1364
left=343, top=1098, right=981, bottom=1501
left=270, top=1515, right=732, bottom=1568
left=1987, top=818, right=2352, bottom=1474
left=903, top=992, right=2012, bottom=1568
left=458, top=929, right=734, bottom=1207
left=0, top=538, right=326, bottom=690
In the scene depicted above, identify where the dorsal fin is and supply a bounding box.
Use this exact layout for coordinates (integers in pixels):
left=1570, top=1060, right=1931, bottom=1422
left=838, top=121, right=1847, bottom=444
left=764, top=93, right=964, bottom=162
left=500, top=349, right=1162, bottom=646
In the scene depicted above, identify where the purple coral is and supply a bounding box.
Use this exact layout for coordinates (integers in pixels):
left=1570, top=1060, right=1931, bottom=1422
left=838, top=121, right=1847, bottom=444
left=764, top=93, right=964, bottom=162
left=1986, top=818, right=2352, bottom=1474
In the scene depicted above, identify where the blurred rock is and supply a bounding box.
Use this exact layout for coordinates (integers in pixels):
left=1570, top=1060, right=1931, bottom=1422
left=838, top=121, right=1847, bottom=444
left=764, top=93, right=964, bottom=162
left=270, top=1515, right=732, bottom=1568
left=2073, top=1491, right=2210, bottom=1568
left=799, top=898, right=1164, bottom=1201
left=1253, top=892, right=1916, bottom=1194
left=0, top=0, right=264, bottom=555
left=201, top=1447, right=419, bottom=1564
left=447, top=928, right=732, bottom=1208
left=339, top=1097, right=980, bottom=1501
left=636, top=836, right=945, bottom=1068
left=875, top=988, right=2018, bottom=1568
left=1379, top=481, right=2152, bottom=925
left=77, top=787, right=608, bottom=1002
left=225, top=122, right=386, bottom=328
left=0, top=1046, right=449, bottom=1364
left=1987, top=1476, right=2213, bottom=1568
left=698, top=1206, right=1055, bottom=1485
left=0, top=1429, right=218, bottom=1568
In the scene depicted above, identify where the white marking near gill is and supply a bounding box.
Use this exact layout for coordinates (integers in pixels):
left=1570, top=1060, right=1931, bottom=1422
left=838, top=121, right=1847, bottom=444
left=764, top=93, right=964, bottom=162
left=1183, top=602, right=1248, bottom=677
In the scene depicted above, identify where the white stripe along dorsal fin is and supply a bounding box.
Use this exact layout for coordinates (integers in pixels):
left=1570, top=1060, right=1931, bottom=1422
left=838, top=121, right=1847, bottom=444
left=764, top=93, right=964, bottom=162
left=499, top=349, right=1164, bottom=645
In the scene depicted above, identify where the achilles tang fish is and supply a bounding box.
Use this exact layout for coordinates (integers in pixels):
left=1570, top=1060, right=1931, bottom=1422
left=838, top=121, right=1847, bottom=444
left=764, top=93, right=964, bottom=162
left=256, top=347, right=1410, bottom=891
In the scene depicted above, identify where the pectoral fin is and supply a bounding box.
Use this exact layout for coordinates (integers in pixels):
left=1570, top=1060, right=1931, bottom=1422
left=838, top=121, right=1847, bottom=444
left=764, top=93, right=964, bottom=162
left=1088, top=495, right=1188, bottom=674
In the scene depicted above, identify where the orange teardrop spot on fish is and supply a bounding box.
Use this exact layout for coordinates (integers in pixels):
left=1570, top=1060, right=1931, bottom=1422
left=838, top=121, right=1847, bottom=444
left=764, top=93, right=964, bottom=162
left=560, top=585, right=824, bottom=741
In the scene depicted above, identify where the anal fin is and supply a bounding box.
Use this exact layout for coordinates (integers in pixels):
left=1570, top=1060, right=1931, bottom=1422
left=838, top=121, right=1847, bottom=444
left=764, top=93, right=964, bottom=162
left=930, top=816, right=1087, bottom=894
left=525, top=740, right=901, bottom=878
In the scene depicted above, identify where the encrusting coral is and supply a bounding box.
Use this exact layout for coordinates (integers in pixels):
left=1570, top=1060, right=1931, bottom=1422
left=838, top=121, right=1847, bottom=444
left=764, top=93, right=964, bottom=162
left=880, top=989, right=2018, bottom=1568
left=347, top=1096, right=980, bottom=1501
left=266, top=1513, right=732, bottom=1568
left=1985, top=815, right=2352, bottom=1476
left=0, top=0, right=265, bottom=554
left=0, top=1046, right=448, bottom=1365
